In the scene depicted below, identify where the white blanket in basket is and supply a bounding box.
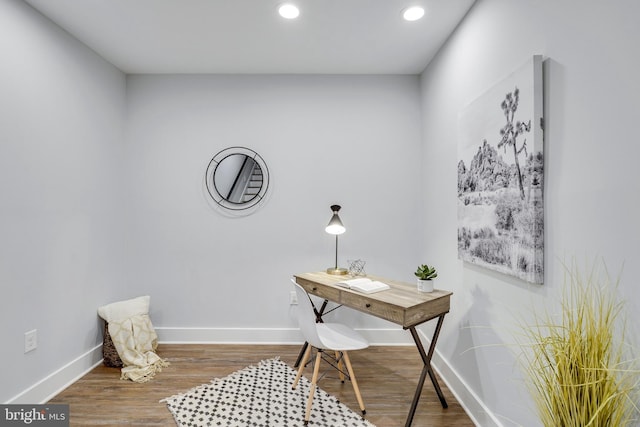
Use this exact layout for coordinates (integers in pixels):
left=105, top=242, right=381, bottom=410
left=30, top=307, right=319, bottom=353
left=98, top=296, right=169, bottom=382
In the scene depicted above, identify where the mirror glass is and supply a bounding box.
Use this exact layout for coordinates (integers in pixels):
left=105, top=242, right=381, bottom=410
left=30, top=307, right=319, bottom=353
left=214, top=154, right=263, bottom=204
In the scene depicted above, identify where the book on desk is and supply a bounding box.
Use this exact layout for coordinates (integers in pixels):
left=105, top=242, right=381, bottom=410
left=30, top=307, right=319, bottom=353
left=335, top=277, right=390, bottom=294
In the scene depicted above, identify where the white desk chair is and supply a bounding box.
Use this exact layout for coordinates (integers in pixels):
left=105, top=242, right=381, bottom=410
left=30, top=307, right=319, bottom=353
left=291, top=280, right=369, bottom=425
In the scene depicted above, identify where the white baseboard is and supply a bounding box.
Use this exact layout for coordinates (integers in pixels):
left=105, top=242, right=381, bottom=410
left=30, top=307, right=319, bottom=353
left=155, top=326, right=415, bottom=346
left=7, top=345, right=103, bottom=404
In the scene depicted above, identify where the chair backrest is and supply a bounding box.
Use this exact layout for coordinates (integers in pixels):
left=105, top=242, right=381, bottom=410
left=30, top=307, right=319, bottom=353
left=291, top=279, right=324, bottom=349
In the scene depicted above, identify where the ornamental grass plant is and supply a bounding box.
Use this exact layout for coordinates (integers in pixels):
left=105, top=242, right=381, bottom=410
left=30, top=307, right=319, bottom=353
left=518, top=261, right=639, bottom=426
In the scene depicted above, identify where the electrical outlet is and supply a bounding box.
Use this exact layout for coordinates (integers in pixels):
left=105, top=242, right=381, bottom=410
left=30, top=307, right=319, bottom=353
left=289, top=290, right=298, bottom=305
left=24, top=329, right=37, bottom=353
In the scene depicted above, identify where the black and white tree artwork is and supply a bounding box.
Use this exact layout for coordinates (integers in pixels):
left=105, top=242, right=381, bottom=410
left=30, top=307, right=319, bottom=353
left=457, top=56, right=544, bottom=284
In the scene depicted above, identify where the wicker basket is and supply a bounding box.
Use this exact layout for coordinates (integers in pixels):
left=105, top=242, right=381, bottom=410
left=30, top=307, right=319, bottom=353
left=102, top=322, right=123, bottom=368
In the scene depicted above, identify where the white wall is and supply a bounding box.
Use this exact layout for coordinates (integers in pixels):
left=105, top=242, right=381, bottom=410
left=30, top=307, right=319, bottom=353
left=0, top=2, right=423, bottom=401
left=420, top=0, right=640, bottom=425
left=123, top=74, right=423, bottom=333
left=0, top=0, right=126, bottom=403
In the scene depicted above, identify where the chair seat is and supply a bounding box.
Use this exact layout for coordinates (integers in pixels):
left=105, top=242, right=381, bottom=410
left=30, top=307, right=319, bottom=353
left=316, top=323, right=368, bottom=351
left=291, top=280, right=368, bottom=423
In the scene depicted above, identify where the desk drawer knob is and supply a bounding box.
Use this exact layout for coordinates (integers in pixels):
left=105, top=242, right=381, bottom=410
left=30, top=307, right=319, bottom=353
left=365, top=303, right=371, bottom=308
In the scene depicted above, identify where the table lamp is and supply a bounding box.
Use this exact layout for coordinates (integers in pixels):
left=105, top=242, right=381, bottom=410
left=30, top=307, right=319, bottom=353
left=325, top=204, right=347, bottom=275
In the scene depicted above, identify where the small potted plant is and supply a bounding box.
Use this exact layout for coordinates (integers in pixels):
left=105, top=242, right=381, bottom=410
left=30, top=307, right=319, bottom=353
left=415, top=264, right=437, bottom=292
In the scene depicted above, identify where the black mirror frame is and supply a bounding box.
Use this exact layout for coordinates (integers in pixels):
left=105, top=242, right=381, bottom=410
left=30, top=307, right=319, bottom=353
left=205, top=147, right=270, bottom=212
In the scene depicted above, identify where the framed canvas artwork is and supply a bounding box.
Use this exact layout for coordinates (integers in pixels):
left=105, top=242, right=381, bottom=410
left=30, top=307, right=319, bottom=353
left=457, top=55, right=544, bottom=284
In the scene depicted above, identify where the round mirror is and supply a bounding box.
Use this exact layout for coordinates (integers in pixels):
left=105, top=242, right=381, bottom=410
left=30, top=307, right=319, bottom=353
left=205, top=147, right=269, bottom=212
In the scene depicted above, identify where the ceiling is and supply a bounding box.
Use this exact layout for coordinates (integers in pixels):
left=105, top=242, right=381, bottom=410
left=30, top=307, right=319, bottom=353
left=24, top=0, right=475, bottom=75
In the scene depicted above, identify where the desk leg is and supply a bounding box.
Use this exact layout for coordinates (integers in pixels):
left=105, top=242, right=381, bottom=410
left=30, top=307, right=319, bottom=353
left=405, top=314, right=448, bottom=427
left=294, top=299, right=329, bottom=368
left=294, top=342, right=309, bottom=368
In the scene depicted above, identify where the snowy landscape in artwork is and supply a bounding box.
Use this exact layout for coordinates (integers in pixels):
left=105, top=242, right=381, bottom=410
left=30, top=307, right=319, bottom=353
left=457, top=55, right=544, bottom=284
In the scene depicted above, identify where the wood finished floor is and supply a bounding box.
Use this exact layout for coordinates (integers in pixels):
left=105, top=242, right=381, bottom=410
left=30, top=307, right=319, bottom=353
left=48, top=344, right=475, bottom=427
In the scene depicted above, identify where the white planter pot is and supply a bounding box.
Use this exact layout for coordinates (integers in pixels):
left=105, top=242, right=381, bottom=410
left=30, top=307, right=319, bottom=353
left=417, top=279, right=434, bottom=293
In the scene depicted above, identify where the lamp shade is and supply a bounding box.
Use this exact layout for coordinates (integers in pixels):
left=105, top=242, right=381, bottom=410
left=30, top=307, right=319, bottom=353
left=325, top=204, right=347, bottom=275
left=325, top=205, right=345, bottom=235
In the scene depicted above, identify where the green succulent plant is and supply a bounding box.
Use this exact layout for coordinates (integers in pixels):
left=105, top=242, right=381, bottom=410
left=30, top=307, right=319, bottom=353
left=415, top=264, right=437, bottom=280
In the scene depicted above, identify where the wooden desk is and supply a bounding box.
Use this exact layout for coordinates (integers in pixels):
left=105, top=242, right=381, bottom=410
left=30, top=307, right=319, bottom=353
left=294, top=272, right=452, bottom=427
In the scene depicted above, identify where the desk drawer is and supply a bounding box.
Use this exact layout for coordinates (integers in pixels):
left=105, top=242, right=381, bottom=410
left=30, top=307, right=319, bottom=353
left=341, top=292, right=404, bottom=324
left=296, top=279, right=341, bottom=301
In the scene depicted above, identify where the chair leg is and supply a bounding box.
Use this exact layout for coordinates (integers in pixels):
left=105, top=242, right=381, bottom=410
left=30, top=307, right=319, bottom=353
left=335, top=351, right=345, bottom=382
left=304, top=349, right=323, bottom=425
left=293, top=345, right=311, bottom=390
left=342, top=351, right=366, bottom=415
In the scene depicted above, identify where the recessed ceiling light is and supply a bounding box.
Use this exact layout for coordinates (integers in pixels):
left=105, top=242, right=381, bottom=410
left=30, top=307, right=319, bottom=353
left=403, top=6, right=425, bottom=21
left=278, top=3, right=300, bottom=19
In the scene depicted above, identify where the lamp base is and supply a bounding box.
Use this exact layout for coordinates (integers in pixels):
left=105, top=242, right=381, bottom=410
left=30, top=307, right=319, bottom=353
left=326, top=267, right=348, bottom=275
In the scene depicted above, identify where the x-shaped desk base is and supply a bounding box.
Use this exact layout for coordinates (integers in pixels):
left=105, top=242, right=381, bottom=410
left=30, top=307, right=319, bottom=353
left=405, top=315, right=448, bottom=426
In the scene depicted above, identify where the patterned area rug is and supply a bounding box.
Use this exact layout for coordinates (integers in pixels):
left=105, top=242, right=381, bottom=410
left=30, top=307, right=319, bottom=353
left=162, top=358, right=375, bottom=426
